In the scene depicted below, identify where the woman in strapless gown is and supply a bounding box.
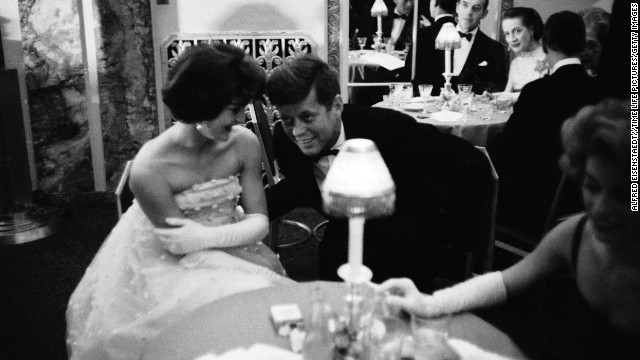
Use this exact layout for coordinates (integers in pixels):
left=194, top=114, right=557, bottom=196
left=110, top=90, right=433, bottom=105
left=66, top=44, right=294, bottom=360
left=501, top=8, right=548, bottom=101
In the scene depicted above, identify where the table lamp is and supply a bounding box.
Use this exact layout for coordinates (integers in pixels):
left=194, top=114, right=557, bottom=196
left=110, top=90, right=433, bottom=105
left=435, top=23, right=461, bottom=99
left=370, top=0, right=389, bottom=52
left=321, top=138, right=395, bottom=358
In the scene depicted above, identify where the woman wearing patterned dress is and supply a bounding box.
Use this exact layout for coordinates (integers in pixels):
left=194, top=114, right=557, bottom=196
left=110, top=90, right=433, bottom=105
left=66, top=44, right=293, bottom=360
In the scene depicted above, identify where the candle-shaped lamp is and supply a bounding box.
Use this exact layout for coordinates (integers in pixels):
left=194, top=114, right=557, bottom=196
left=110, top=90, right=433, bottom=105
left=435, top=23, right=462, bottom=94
left=370, top=0, right=389, bottom=52
left=321, top=139, right=395, bottom=284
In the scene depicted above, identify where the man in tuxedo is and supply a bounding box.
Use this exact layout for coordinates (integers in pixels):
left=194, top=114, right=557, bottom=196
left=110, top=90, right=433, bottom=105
left=383, top=0, right=415, bottom=51
left=266, top=54, right=490, bottom=291
left=410, top=0, right=506, bottom=95
left=487, top=11, right=599, bottom=237
left=404, top=0, right=456, bottom=92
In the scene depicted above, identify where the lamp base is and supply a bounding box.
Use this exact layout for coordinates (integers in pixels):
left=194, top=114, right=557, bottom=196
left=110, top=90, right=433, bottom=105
left=337, top=263, right=373, bottom=284
left=0, top=205, right=62, bottom=245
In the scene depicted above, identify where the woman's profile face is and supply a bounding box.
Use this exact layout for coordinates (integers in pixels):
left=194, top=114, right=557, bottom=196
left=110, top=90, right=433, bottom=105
left=582, top=156, right=639, bottom=245
left=502, top=17, right=534, bottom=54
left=196, top=101, right=246, bottom=142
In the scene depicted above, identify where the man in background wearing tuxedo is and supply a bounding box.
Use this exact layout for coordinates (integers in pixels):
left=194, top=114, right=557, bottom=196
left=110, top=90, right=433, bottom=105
left=409, top=0, right=506, bottom=95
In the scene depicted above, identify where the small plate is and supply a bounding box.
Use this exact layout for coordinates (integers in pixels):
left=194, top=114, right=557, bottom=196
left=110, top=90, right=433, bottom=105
left=402, top=102, right=424, bottom=112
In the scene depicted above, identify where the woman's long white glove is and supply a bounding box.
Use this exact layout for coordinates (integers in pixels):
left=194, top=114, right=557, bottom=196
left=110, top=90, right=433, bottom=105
left=154, top=213, right=269, bottom=255
left=381, top=272, right=507, bottom=318
left=423, top=272, right=508, bottom=316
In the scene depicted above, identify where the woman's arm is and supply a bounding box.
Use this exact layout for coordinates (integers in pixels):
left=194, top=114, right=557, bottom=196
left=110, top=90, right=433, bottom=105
left=501, top=214, right=579, bottom=297
left=129, top=143, right=184, bottom=228
left=154, top=127, right=269, bottom=254
left=379, top=215, right=581, bottom=316
left=235, top=126, right=268, bottom=217
left=503, top=59, right=515, bottom=93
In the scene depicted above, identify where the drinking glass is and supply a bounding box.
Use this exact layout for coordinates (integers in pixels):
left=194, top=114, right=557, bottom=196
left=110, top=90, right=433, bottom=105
left=368, top=293, right=405, bottom=360
left=457, top=83, right=472, bottom=95
left=357, top=37, right=367, bottom=52
left=411, top=312, right=454, bottom=360
left=495, top=93, right=511, bottom=113
left=418, top=84, right=433, bottom=114
left=418, top=84, right=433, bottom=99
left=401, top=84, right=413, bottom=106
left=382, top=94, right=392, bottom=108
left=476, top=97, right=492, bottom=121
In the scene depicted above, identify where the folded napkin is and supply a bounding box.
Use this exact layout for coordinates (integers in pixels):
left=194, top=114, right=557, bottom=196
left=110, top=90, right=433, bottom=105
left=430, top=110, right=463, bottom=122
left=448, top=338, right=514, bottom=360
left=194, top=343, right=301, bottom=360
left=365, top=52, right=405, bottom=70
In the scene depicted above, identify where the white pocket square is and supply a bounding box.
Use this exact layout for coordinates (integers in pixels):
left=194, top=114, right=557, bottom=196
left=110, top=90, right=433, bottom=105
left=478, top=61, right=488, bottom=66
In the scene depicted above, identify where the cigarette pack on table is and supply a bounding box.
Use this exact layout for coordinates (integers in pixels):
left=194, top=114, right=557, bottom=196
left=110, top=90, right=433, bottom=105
left=270, top=303, right=303, bottom=336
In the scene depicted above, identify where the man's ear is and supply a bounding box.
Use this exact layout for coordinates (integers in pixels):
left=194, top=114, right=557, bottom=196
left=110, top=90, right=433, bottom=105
left=332, top=94, right=344, bottom=113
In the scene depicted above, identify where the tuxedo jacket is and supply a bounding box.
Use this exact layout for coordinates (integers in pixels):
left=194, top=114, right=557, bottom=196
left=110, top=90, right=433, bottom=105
left=487, top=64, right=598, bottom=234
left=410, top=23, right=507, bottom=95
left=405, top=15, right=455, bottom=92
left=266, top=105, right=490, bottom=290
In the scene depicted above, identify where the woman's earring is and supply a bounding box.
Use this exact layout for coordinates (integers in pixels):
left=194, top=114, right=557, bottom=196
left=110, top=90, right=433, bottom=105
left=196, top=123, right=203, bottom=131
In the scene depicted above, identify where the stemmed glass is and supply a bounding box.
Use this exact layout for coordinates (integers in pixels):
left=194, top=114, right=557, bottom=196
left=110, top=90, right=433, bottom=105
left=357, top=37, right=367, bottom=52
left=458, top=84, right=473, bottom=121
left=418, top=84, right=433, bottom=114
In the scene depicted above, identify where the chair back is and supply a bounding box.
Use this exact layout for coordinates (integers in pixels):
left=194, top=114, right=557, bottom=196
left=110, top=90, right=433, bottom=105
left=247, top=99, right=312, bottom=252
left=248, top=99, right=279, bottom=186
left=115, top=160, right=134, bottom=218
left=543, top=173, right=583, bottom=233
left=468, top=146, right=498, bottom=277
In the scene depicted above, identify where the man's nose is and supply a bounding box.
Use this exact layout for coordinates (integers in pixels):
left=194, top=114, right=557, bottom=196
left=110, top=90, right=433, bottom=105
left=291, top=119, right=306, bottom=136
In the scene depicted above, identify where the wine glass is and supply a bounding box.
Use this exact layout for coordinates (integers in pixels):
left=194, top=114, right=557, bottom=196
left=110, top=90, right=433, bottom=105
left=418, top=84, right=433, bottom=114
left=357, top=37, right=367, bottom=52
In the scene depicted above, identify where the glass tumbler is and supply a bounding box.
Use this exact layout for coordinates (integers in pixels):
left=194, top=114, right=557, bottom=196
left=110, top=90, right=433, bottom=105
left=411, top=312, right=454, bottom=360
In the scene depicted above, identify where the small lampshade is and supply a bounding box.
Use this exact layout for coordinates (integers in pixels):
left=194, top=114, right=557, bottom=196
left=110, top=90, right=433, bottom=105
left=435, top=23, right=462, bottom=50
left=322, top=139, right=396, bottom=218
left=370, top=0, right=389, bottom=17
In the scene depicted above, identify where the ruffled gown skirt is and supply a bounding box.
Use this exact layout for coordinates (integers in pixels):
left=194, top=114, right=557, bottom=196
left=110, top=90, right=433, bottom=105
left=66, top=203, right=293, bottom=360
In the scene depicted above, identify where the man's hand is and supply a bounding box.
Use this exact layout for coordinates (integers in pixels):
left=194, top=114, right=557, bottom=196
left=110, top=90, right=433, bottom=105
left=419, top=15, right=432, bottom=28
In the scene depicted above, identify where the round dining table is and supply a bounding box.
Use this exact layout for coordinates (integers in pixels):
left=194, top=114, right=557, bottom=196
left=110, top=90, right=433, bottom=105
left=141, top=281, right=528, bottom=360
left=373, top=100, right=511, bottom=146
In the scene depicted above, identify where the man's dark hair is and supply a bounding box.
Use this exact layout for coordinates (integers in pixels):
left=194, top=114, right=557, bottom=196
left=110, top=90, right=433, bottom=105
left=456, top=0, right=489, bottom=11
left=435, top=0, right=457, bottom=14
left=502, top=7, right=544, bottom=41
left=267, top=54, right=340, bottom=109
left=542, top=11, right=586, bottom=57
left=162, top=43, right=266, bottom=123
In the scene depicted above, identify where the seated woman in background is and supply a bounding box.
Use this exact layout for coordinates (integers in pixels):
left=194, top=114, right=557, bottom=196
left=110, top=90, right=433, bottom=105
left=579, top=6, right=611, bottom=77
left=380, top=98, right=640, bottom=359
left=66, top=44, right=293, bottom=360
left=499, top=7, right=547, bottom=101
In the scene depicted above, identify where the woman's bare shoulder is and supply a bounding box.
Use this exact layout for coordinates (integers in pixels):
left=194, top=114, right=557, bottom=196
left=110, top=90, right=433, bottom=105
left=540, top=213, right=586, bottom=259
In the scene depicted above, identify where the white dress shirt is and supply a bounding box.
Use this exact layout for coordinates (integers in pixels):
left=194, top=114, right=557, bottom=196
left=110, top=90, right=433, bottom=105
left=313, top=122, right=346, bottom=187
left=549, top=57, right=582, bottom=75
left=453, top=26, right=479, bottom=76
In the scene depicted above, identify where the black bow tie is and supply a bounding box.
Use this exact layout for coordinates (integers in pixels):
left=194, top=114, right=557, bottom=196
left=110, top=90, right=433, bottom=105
left=458, top=31, right=473, bottom=41
left=311, top=148, right=340, bottom=162
left=392, top=12, right=408, bottom=20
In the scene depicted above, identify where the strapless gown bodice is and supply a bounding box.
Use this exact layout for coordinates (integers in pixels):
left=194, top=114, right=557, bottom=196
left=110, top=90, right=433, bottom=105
left=66, top=176, right=293, bottom=360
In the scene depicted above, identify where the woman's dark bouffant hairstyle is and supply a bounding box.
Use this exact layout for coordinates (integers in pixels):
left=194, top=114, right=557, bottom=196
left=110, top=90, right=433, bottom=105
left=267, top=54, right=340, bottom=109
left=502, top=7, right=544, bottom=41
left=559, top=98, right=630, bottom=182
left=542, top=11, right=586, bottom=57
left=162, top=43, right=266, bottom=123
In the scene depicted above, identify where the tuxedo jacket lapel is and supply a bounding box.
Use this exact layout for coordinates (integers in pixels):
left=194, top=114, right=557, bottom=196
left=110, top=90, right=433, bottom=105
left=459, top=32, right=485, bottom=79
